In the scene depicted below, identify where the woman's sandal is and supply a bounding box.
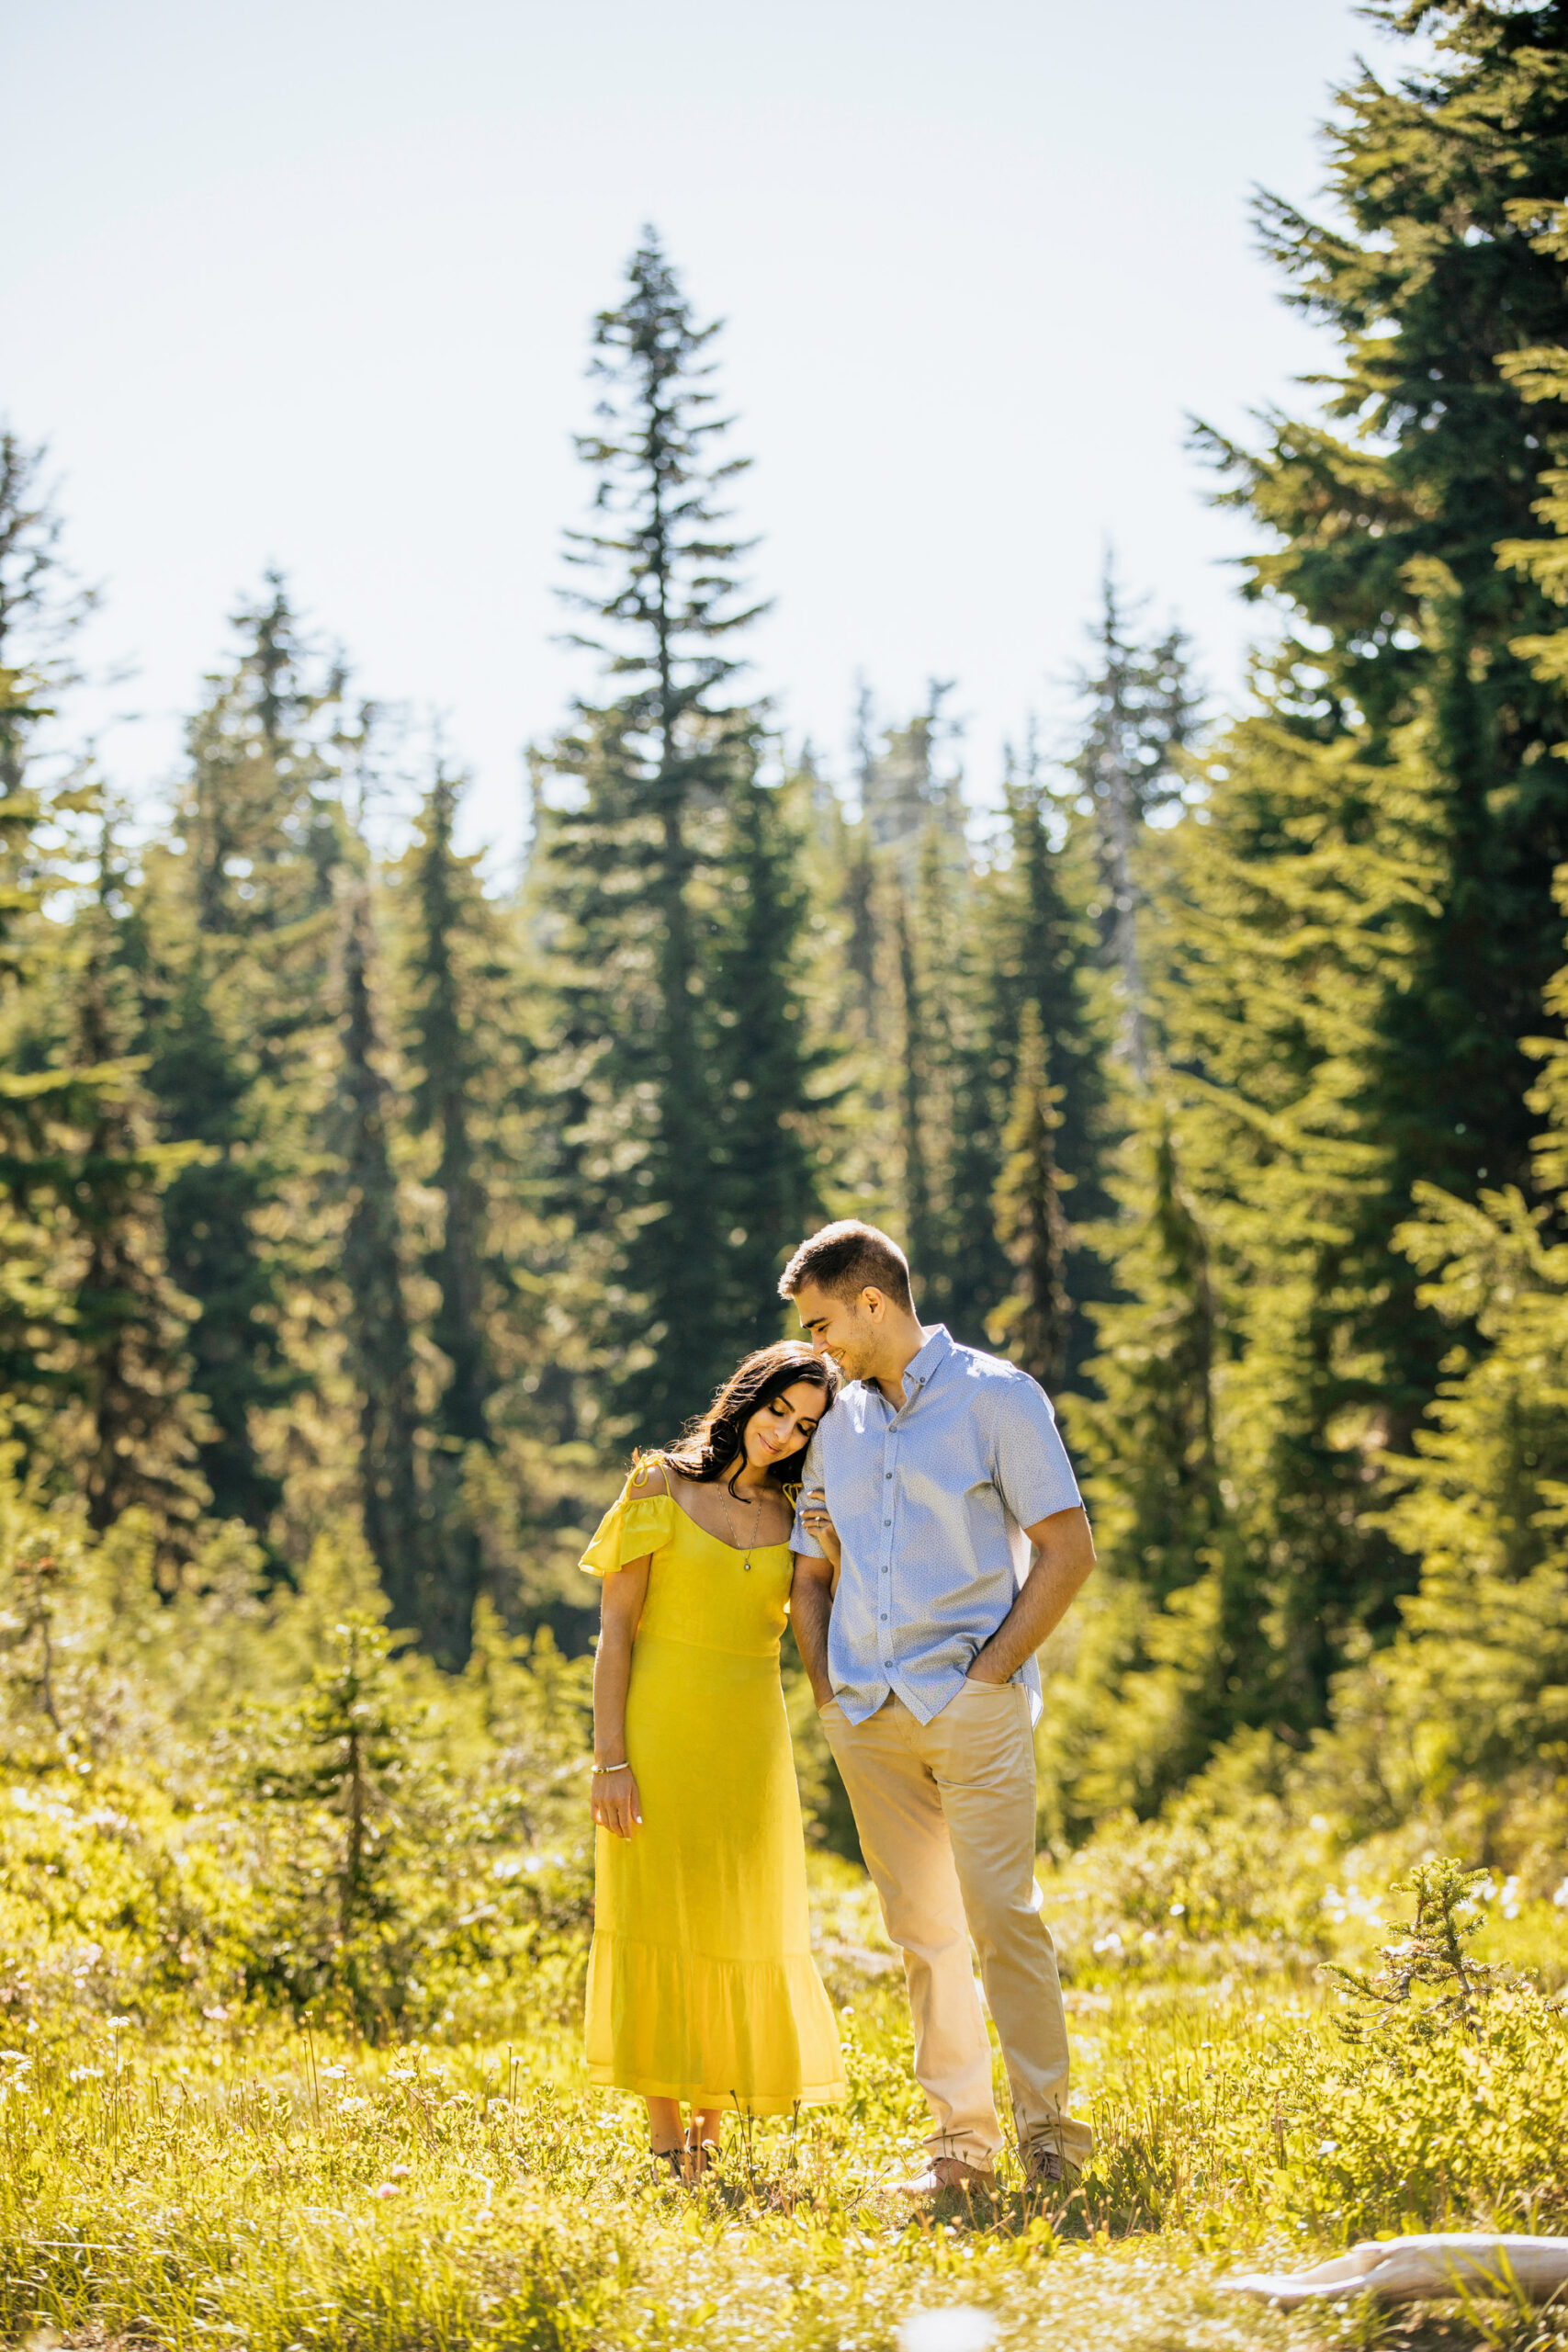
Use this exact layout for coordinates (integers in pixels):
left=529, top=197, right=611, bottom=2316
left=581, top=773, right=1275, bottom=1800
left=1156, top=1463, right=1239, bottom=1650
left=652, top=2144, right=688, bottom=2187
left=685, top=2136, right=720, bottom=2181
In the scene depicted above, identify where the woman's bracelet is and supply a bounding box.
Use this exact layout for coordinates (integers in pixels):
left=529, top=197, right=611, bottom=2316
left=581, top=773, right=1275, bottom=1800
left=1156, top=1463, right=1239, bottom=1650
left=591, top=1760, right=631, bottom=1776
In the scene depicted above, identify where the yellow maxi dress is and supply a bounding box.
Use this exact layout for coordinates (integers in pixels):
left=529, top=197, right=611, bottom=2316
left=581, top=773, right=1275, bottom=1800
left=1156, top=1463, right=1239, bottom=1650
left=581, top=1470, right=845, bottom=2114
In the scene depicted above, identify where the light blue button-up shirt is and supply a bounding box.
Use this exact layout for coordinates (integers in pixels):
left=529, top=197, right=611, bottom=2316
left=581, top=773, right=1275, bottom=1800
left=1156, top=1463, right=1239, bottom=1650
left=790, top=1324, right=1082, bottom=1726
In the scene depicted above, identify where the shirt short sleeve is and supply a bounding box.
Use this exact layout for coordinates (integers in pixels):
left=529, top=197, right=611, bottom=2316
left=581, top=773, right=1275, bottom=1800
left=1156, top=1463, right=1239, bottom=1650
left=989, top=1376, right=1081, bottom=1531
left=789, top=1429, right=828, bottom=1557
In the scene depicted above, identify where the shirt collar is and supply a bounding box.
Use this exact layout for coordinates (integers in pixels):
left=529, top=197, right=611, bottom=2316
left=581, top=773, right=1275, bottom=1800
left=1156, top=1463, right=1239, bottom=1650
left=883, top=1323, right=952, bottom=1411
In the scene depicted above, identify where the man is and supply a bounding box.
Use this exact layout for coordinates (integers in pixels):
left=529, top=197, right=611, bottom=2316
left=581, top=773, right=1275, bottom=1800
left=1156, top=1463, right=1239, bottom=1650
left=783, top=1217, right=1095, bottom=2199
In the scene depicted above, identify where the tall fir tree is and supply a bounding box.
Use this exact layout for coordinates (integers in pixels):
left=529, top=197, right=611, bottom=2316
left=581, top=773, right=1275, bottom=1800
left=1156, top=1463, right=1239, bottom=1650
left=139, top=578, right=344, bottom=1535
left=1100, top=0, right=1568, bottom=1737
left=860, top=685, right=965, bottom=856
left=1070, top=567, right=1200, bottom=1082
left=535, top=232, right=773, bottom=1440
left=1074, top=1121, right=1223, bottom=1609
left=1031, top=2, right=1568, bottom=1776
left=0, top=437, right=206, bottom=1538
left=988, top=1001, right=1072, bottom=1388
left=708, top=758, right=824, bottom=1352
left=405, top=764, right=497, bottom=1456
left=333, top=874, right=430, bottom=1645
left=889, top=881, right=936, bottom=1291
left=398, top=760, right=532, bottom=1651
left=1194, top=0, right=1568, bottom=1453
left=0, top=434, right=93, bottom=1396
left=1043, top=1112, right=1262, bottom=1820
left=995, top=735, right=1111, bottom=1378
left=64, top=829, right=212, bottom=1551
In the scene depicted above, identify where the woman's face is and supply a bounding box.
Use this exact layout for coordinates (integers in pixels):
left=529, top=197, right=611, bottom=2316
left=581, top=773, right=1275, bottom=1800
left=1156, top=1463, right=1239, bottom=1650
left=740, top=1379, right=828, bottom=1476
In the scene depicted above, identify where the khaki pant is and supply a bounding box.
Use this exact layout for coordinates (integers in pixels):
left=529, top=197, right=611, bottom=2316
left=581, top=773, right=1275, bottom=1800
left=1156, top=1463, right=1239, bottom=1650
left=821, top=1681, right=1092, bottom=2174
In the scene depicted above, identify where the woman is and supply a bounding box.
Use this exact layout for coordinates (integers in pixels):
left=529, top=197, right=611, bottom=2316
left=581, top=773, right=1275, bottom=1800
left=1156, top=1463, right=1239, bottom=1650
left=581, top=1341, right=846, bottom=2180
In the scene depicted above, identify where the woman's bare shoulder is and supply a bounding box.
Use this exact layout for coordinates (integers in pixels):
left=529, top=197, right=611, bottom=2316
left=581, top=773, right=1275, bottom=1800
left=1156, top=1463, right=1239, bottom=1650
left=627, top=1451, right=672, bottom=1498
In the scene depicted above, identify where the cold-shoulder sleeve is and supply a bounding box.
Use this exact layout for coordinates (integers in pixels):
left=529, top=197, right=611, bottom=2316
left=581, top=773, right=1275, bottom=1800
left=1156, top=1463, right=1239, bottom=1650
left=580, top=1467, right=676, bottom=1578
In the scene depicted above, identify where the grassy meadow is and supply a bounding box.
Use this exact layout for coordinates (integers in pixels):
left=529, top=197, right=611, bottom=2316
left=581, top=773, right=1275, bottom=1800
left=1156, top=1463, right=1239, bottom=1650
left=0, top=1508, right=1564, bottom=2352
left=4, top=1834, right=1566, bottom=2352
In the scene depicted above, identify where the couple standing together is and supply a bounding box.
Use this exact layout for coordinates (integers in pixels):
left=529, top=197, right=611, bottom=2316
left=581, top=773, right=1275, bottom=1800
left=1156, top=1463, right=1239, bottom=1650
left=583, top=1219, right=1097, bottom=2193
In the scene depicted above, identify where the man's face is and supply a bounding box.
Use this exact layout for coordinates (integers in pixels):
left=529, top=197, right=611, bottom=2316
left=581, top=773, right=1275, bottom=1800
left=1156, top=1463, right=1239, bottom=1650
left=792, top=1280, right=883, bottom=1384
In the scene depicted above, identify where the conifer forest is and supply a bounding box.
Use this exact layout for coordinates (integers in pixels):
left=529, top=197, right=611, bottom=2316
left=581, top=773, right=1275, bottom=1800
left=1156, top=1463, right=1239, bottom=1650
left=4, top=7, right=1568, bottom=2348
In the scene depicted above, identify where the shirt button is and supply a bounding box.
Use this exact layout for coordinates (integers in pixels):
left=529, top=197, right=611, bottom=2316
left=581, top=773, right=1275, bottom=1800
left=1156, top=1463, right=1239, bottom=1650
left=884, top=1518, right=891, bottom=1526
left=880, top=1613, right=887, bottom=1622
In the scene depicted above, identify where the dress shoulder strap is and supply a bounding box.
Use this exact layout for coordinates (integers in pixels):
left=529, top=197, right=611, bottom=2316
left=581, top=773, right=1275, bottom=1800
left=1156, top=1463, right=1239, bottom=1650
left=626, top=1449, right=671, bottom=1500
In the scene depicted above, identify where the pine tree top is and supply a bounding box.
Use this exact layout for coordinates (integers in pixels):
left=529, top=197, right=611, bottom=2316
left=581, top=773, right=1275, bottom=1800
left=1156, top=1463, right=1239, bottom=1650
left=559, top=230, right=767, bottom=727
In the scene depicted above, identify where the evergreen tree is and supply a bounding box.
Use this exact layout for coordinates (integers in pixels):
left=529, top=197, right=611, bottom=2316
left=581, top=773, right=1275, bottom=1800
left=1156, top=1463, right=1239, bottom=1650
left=708, top=760, right=824, bottom=1351
left=849, top=690, right=992, bottom=1325
left=405, top=764, right=497, bottom=1454
left=1496, top=222, right=1568, bottom=716
left=0, top=439, right=207, bottom=1544
left=175, top=572, right=344, bottom=941
left=333, top=876, right=429, bottom=1643
left=995, top=734, right=1111, bottom=1377
left=397, top=760, right=542, bottom=1653
left=780, top=752, right=902, bottom=1241
left=0, top=432, right=96, bottom=809
left=792, top=697, right=901, bottom=1233
left=890, top=881, right=936, bottom=1288
left=251, top=1609, right=426, bottom=2029
left=1315, top=887, right=1568, bottom=1842
left=536, top=231, right=768, bottom=1438
left=839, top=819, right=881, bottom=1044
left=1044, top=1114, right=1257, bottom=1817
left=0, top=434, right=95, bottom=1397
left=842, top=688, right=884, bottom=1036
left=263, top=1611, right=413, bottom=1940
left=861, top=684, right=964, bottom=858
left=64, top=842, right=211, bottom=1550
left=939, top=932, right=1014, bottom=1346
left=139, top=578, right=344, bottom=1534
left=1070, top=567, right=1200, bottom=1081
left=1195, top=0, right=1568, bottom=1430
left=1076, top=1120, right=1222, bottom=1607
left=1159, top=702, right=1449, bottom=1728
left=1088, top=1, right=1568, bottom=1738
left=988, top=1001, right=1072, bottom=1388
left=909, top=831, right=1010, bottom=1341
left=141, top=950, right=298, bottom=1533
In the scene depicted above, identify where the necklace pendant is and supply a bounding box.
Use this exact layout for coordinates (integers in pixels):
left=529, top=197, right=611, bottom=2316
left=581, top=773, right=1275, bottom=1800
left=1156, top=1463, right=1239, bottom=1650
left=742, top=1555, right=752, bottom=1573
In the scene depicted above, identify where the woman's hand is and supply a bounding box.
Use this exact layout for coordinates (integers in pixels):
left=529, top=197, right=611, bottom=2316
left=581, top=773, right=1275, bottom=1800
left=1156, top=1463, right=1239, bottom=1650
left=591, top=1763, right=643, bottom=1838
left=799, top=1487, right=841, bottom=1571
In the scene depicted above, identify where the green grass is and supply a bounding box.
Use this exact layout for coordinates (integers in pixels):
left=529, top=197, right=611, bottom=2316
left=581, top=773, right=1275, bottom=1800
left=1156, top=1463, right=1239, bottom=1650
left=2, top=1860, right=1564, bottom=2352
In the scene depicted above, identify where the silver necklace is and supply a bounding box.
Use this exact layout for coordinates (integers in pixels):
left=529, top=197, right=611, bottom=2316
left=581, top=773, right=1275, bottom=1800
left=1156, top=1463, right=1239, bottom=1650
left=719, top=1476, right=766, bottom=1572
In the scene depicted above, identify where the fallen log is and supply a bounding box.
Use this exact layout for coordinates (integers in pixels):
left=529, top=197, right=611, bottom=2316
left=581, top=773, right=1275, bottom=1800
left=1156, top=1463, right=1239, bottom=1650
left=1220, top=2235, right=1568, bottom=2308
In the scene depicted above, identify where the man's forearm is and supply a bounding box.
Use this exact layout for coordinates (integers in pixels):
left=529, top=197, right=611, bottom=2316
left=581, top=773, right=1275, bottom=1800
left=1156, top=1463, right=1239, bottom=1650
left=790, top=1559, right=835, bottom=1706
left=970, top=1509, right=1096, bottom=1681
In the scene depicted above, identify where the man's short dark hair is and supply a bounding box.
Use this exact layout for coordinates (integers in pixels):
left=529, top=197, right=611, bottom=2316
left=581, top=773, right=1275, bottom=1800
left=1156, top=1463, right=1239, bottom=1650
left=778, top=1220, right=914, bottom=1314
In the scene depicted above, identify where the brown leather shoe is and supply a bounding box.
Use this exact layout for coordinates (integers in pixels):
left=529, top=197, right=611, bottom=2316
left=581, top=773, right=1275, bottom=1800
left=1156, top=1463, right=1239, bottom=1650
left=1022, top=2144, right=1080, bottom=2191
left=896, top=2154, right=993, bottom=2199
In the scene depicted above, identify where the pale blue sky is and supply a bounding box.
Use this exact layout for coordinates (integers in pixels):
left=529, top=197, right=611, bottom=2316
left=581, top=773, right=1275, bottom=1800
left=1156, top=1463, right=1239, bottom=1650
left=3, top=0, right=1389, bottom=853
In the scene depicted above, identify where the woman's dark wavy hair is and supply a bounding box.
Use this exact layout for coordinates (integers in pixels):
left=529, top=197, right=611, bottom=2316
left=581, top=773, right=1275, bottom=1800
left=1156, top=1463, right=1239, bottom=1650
left=660, top=1342, right=839, bottom=1493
